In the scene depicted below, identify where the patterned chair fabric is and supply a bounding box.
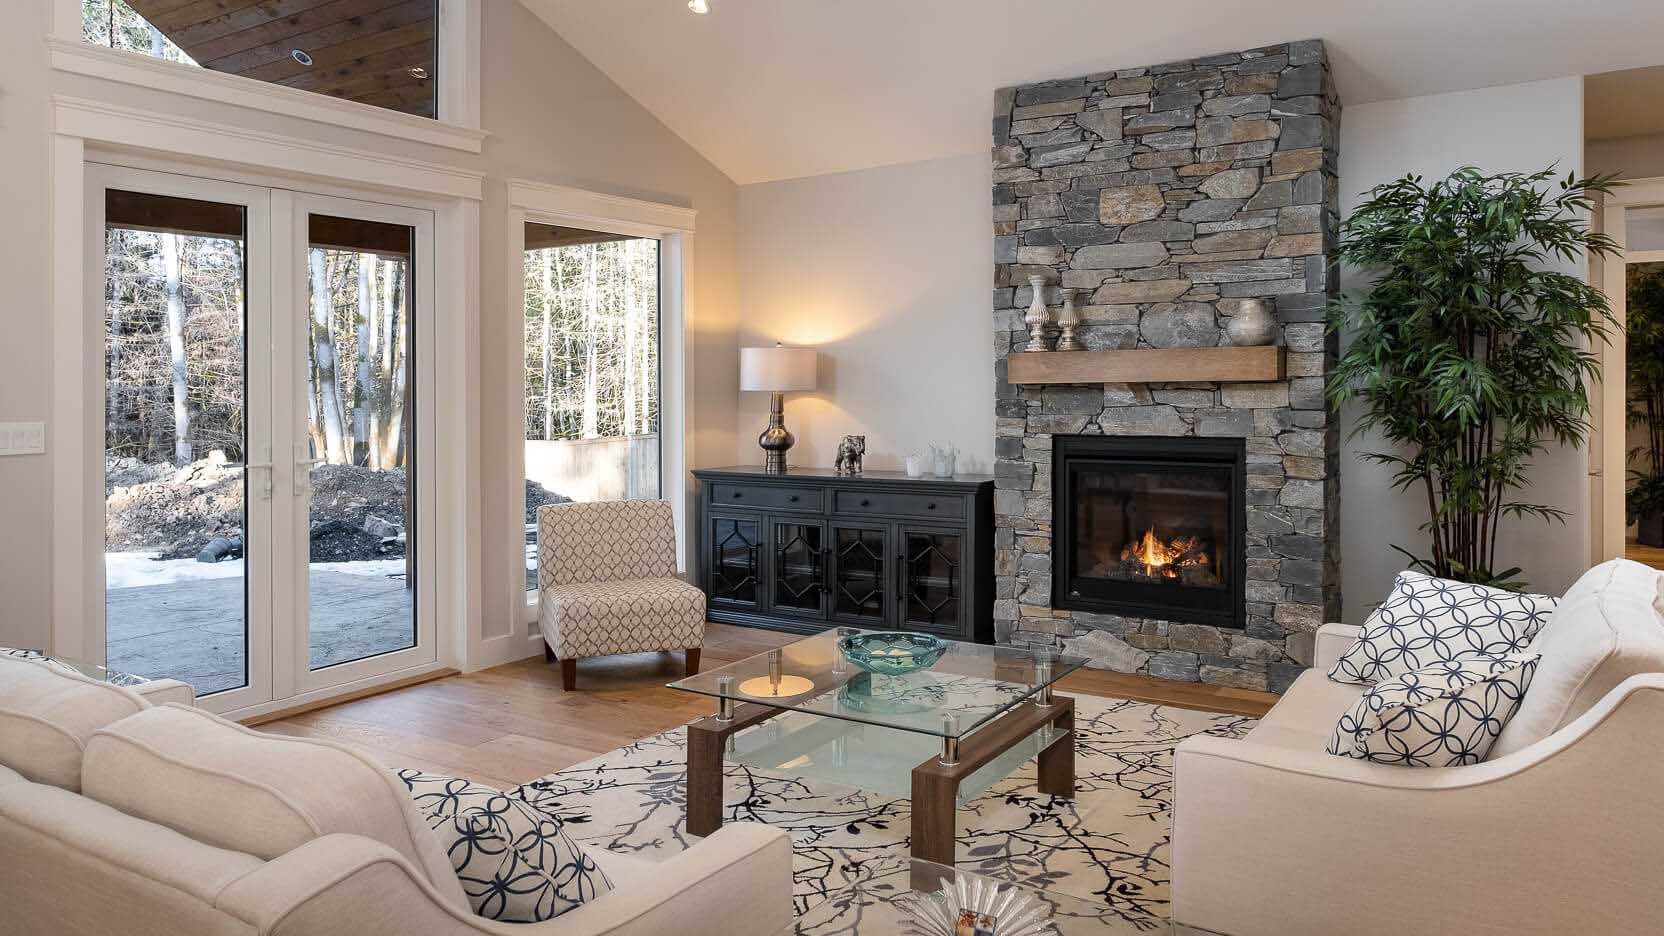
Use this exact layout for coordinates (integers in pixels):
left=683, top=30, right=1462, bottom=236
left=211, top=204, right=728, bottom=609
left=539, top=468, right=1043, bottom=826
left=538, top=500, right=704, bottom=661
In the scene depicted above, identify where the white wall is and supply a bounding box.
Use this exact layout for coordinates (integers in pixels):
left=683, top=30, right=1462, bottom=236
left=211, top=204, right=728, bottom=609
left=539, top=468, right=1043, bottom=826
left=1337, top=77, right=1590, bottom=619
left=0, top=2, right=55, bottom=651
left=0, top=3, right=738, bottom=655
left=735, top=154, right=993, bottom=473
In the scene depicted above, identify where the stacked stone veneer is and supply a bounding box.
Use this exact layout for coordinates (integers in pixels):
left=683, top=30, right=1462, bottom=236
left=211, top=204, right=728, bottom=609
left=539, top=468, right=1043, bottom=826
left=991, top=40, right=1341, bottom=693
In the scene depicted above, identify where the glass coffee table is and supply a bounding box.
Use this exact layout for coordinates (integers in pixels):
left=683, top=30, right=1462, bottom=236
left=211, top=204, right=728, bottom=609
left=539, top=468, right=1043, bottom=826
left=668, top=630, right=1087, bottom=866
left=780, top=859, right=1173, bottom=935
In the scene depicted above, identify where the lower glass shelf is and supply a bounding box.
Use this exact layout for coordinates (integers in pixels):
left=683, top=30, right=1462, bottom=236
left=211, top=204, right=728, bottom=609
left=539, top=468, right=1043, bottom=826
left=727, top=708, right=1060, bottom=804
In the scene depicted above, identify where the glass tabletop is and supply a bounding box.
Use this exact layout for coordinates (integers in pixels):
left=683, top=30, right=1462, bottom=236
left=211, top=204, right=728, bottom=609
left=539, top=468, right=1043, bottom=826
left=667, top=630, right=1087, bottom=739
left=781, top=859, right=1167, bottom=935
left=0, top=648, right=151, bottom=688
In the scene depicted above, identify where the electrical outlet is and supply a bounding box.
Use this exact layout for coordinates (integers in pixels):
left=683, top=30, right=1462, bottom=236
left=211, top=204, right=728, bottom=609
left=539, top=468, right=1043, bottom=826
left=0, top=422, right=45, bottom=456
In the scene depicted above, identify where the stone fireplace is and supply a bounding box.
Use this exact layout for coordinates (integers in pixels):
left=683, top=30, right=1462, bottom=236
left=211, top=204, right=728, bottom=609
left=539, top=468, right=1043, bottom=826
left=991, top=40, right=1342, bottom=692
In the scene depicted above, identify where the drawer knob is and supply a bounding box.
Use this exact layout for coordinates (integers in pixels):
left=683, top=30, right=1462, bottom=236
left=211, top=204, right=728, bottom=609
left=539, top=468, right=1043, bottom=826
left=860, top=499, right=871, bottom=507
left=926, top=502, right=936, bottom=510
left=732, top=491, right=743, bottom=498
left=789, top=495, right=799, bottom=502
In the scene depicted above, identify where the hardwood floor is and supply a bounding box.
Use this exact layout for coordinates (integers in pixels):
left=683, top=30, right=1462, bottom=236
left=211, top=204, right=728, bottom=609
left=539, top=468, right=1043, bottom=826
left=261, top=623, right=1278, bottom=787
left=1626, top=538, right=1664, bottom=571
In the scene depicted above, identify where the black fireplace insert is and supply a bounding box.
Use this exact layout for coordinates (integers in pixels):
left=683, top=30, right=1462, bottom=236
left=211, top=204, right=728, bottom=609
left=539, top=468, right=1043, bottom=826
left=1052, top=435, right=1245, bottom=629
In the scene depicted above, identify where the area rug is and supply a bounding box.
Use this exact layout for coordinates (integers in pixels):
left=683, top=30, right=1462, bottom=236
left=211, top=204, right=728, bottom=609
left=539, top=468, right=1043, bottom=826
left=514, top=694, right=1253, bottom=922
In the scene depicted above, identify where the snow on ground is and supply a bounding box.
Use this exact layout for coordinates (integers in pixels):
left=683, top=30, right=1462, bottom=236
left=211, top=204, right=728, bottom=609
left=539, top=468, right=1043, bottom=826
left=105, top=551, right=406, bottom=590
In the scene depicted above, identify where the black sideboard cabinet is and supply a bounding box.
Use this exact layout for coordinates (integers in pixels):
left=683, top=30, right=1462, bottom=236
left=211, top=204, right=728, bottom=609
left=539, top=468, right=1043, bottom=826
left=692, top=466, right=995, bottom=644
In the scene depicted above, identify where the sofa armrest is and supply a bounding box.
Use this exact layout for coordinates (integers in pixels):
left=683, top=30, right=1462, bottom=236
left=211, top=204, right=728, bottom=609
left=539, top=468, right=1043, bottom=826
left=1311, top=623, right=1360, bottom=670
left=134, top=677, right=195, bottom=706
left=220, top=823, right=794, bottom=936
left=1172, top=674, right=1664, bottom=936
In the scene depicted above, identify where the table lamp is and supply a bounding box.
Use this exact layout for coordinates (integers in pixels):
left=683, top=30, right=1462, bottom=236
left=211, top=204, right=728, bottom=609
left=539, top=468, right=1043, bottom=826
left=740, top=343, right=816, bottom=474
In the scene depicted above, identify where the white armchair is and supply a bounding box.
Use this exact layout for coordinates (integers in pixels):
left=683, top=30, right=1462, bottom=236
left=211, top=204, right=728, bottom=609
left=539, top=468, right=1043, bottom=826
left=1173, top=611, right=1664, bottom=935
left=536, top=500, right=705, bottom=691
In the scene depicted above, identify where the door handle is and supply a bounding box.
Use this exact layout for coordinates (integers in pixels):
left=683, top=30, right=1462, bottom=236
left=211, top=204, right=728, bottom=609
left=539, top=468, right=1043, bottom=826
left=230, top=462, right=274, bottom=500
left=294, top=452, right=324, bottom=496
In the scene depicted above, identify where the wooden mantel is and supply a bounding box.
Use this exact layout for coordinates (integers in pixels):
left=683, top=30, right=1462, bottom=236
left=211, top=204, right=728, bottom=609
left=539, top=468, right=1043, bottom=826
left=1006, top=346, right=1284, bottom=385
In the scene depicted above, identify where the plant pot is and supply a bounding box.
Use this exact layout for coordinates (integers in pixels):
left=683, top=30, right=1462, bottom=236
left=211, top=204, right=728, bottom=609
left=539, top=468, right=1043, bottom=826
left=1639, top=511, right=1664, bottom=548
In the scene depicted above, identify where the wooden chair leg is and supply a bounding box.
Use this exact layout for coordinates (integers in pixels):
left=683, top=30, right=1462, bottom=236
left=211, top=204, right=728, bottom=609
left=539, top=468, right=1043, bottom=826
left=686, top=648, right=701, bottom=677
left=560, top=658, right=577, bottom=692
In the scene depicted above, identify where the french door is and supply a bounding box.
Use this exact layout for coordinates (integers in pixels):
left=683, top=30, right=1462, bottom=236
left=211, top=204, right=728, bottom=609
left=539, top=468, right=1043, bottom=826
left=93, top=165, right=436, bottom=715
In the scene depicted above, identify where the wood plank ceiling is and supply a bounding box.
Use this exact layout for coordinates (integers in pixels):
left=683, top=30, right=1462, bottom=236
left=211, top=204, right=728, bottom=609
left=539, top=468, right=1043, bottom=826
left=125, top=0, right=438, bottom=118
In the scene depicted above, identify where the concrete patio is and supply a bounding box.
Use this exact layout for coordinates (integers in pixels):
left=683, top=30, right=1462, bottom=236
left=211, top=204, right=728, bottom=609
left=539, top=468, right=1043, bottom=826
left=106, top=568, right=413, bottom=696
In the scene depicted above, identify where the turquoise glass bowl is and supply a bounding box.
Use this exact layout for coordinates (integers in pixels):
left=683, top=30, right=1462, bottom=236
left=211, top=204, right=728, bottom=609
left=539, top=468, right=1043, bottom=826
left=838, top=632, right=947, bottom=676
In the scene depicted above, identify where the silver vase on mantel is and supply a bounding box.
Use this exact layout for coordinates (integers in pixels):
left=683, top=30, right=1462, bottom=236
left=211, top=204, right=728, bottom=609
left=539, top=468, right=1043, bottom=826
left=1022, top=275, right=1052, bottom=352
left=1054, top=288, right=1086, bottom=352
left=1226, top=297, right=1277, bottom=346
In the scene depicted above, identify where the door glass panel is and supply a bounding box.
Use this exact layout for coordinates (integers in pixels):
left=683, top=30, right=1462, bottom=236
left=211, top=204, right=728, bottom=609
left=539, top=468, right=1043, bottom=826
left=710, top=517, right=760, bottom=606
left=772, top=522, right=825, bottom=613
left=305, top=214, right=415, bottom=670
left=833, top=527, right=887, bottom=622
left=103, top=190, right=249, bottom=695
left=83, top=0, right=441, bottom=118
left=903, top=531, right=962, bottom=630
left=522, top=223, right=661, bottom=591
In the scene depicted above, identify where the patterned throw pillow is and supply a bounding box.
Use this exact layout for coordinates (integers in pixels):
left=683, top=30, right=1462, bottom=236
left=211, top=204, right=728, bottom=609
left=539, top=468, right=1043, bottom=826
left=1328, top=571, right=1554, bottom=685
left=396, top=769, right=612, bottom=922
left=1327, top=653, right=1540, bottom=767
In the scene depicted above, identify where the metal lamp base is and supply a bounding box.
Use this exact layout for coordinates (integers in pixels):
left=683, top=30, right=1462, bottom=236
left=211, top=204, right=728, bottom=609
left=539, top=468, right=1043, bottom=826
left=758, top=391, right=795, bottom=474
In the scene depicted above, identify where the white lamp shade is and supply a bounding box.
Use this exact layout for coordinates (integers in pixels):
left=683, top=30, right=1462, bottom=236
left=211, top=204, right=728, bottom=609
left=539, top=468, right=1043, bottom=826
left=740, top=346, right=817, bottom=392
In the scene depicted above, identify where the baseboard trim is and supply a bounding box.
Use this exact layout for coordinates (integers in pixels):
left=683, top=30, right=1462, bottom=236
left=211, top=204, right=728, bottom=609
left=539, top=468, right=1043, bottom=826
left=241, top=668, right=458, bottom=725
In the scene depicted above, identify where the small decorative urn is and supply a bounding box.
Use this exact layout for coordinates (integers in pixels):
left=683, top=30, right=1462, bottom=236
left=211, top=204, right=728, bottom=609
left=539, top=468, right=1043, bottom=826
left=1226, top=298, right=1277, bottom=346
left=1054, top=288, right=1085, bottom=351
left=1023, top=275, right=1052, bottom=352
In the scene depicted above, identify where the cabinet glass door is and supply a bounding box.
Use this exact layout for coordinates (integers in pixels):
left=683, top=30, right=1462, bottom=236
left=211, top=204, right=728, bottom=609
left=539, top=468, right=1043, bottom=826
left=709, top=515, right=762, bottom=608
left=831, top=525, right=889, bottom=625
left=901, top=529, right=964, bottom=634
left=770, top=521, right=827, bottom=616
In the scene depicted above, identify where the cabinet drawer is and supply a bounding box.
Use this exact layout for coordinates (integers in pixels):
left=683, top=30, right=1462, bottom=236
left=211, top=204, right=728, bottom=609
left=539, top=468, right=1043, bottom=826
left=709, top=482, right=823, bottom=512
left=831, top=488, right=964, bottom=520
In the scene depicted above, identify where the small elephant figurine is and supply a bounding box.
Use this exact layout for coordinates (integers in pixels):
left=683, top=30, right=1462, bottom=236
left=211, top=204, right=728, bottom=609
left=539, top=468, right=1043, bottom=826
left=834, top=435, right=866, bottom=475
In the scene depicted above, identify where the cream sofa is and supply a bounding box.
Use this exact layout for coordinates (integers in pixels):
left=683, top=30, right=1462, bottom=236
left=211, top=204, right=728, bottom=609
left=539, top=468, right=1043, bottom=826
left=0, top=655, right=794, bottom=936
left=1172, top=559, right=1664, bottom=935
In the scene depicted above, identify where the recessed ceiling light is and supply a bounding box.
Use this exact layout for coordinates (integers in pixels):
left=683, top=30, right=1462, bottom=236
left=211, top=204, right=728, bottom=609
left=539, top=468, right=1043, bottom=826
left=687, top=0, right=709, bottom=13
left=291, top=49, right=313, bottom=66
left=408, top=66, right=429, bottom=79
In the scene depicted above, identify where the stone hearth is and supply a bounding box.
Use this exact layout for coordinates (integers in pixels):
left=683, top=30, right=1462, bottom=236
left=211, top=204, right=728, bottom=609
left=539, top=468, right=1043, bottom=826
left=991, top=40, right=1342, bottom=692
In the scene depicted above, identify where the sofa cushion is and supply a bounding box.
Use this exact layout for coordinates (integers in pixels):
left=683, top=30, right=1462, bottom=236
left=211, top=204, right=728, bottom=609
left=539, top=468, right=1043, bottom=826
left=1244, top=669, right=1366, bottom=751
left=0, top=654, right=149, bottom=791
left=1328, top=653, right=1538, bottom=767
left=80, top=704, right=469, bottom=911
left=1328, top=571, right=1554, bottom=685
left=396, top=769, right=612, bottom=923
left=1490, top=559, right=1664, bottom=757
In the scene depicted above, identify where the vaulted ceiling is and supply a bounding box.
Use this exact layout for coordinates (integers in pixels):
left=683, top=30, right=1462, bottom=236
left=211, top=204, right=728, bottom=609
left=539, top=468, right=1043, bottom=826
left=521, top=0, right=1664, bottom=184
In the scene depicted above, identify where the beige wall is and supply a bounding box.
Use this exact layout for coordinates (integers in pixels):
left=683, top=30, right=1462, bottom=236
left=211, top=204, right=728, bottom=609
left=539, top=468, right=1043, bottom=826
left=1587, top=132, right=1664, bottom=180
left=0, top=3, right=738, bottom=655
left=0, top=2, right=55, bottom=651
left=1337, top=77, right=1590, bottom=616
left=734, top=154, right=993, bottom=474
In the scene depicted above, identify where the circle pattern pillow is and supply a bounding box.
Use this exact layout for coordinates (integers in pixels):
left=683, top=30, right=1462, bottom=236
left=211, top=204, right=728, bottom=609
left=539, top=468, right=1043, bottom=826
left=1328, top=571, right=1555, bottom=685
left=1327, top=653, right=1540, bottom=767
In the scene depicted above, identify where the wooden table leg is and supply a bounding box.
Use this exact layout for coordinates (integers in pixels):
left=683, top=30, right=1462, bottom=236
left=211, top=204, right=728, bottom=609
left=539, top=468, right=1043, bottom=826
left=685, top=720, right=726, bottom=837
left=1036, top=698, right=1075, bottom=798
left=910, top=765, right=958, bottom=867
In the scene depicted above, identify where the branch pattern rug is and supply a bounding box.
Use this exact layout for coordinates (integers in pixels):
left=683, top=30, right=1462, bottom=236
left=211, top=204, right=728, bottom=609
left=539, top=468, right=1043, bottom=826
left=513, top=695, right=1253, bottom=924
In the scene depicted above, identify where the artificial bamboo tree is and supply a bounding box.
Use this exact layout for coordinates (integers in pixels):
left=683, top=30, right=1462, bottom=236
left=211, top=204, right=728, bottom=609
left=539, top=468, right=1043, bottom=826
left=1327, top=167, right=1620, bottom=587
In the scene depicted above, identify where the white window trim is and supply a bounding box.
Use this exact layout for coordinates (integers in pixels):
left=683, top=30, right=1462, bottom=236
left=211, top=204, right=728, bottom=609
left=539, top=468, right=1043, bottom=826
left=48, top=0, right=483, bottom=154
left=49, top=97, right=484, bottom=685
left=506, top=180, right=697, bottom=649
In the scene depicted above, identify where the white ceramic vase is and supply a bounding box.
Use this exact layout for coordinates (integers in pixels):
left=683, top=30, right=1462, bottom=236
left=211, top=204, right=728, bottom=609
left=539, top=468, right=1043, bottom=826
left=1022, top=275, right=1051, bottom=351
left=1226, top=298, right=1277, bottom=346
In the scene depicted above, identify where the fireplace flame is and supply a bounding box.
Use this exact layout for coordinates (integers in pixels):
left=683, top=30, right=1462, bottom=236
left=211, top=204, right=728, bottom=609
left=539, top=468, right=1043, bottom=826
left=1121, top=527, right=1209, bottom=579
